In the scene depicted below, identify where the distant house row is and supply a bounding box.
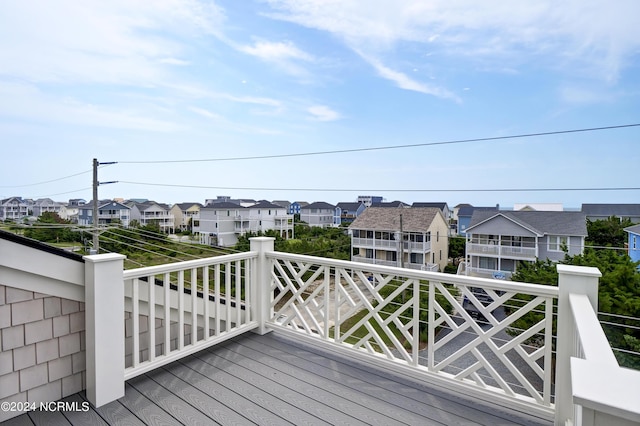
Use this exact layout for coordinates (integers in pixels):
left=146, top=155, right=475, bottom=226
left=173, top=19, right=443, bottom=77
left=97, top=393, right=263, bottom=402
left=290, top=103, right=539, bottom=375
left=3, top=195, right=639, bottom=275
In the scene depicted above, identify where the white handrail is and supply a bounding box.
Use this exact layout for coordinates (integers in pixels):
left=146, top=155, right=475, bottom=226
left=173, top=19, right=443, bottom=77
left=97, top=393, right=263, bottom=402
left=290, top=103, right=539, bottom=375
left=569, top=293, right=618, bottom=365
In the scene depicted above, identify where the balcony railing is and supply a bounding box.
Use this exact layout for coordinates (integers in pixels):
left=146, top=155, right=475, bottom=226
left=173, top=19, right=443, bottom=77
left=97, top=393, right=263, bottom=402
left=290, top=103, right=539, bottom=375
left=353, top=237, right=432, bottom=252
left=467, top=243, right=537, bottom=258
left=18, top=236, right=635, bottom=425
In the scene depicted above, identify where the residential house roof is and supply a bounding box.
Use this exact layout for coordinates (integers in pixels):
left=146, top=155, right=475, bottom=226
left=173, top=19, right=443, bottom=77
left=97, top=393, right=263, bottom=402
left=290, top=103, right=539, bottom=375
left=581, top=203, right=640, bottom=217
left=467, top=211, right=587, bottom=237
left=128, top=201, right=171, bottom=211
left=271, top=200, right=291, bottom=208
left=250, top=200, right=284, bottom=209
left=624, top=224, right=640, bottom=234
left=302, top=201, right=336, bottom=209
left=457, top=205, right=499, bottom=217
left=411, top=202, right=448, bottom=210
left=349, top=207, right=442, bottom=233
left=174, top=202, right=203, bottom=210
left=80, top=200, right=130, bottom=209
left=336, top=202, right=364, bottom=211
left=201, top=202, right=247, bottom=210
left=371, top=201, right=409, bottom=208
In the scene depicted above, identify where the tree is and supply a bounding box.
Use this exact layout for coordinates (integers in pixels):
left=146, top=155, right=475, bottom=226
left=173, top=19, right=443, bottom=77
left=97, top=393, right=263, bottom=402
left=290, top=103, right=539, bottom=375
left=511, top=249, right=640, bottom=369
left=448, top=236, right=466, bottom=265
left=24, top=212, right=80, bottom=243
left=586, top=216, right=634, bottom=248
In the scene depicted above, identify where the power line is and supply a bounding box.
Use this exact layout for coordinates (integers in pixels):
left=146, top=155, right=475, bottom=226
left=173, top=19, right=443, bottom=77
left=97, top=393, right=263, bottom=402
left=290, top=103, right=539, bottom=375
left=0, top=169, right=94, bottom=188
left=119, top=180, right=640, bottom=193
left=116, top=123, right=640, bottom=164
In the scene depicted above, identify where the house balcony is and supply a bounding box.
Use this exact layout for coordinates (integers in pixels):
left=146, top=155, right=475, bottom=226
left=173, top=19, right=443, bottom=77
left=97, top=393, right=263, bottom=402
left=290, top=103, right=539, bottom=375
left=353, top=237, right=432, bottom=252
left=2, top=234, right=639, bottom=425
left=467, top=243, right=537, bottom=259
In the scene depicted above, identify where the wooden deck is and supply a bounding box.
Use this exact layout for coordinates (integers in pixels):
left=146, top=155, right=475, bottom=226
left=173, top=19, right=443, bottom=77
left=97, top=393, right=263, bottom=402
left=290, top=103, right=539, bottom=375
left=5, top=332, right=552, bottom=425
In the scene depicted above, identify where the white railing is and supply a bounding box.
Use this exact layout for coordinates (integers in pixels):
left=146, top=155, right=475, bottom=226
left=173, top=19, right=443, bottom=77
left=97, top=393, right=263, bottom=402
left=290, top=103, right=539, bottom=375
left=467, top=243, right=537, bottom=258
left=121, top=252, right=258, bottom=380
left=555, top=265, right=640, bottom=426
left=265, top=250, right=558, bottom=419
left=45, top=236, right=635, bottom=423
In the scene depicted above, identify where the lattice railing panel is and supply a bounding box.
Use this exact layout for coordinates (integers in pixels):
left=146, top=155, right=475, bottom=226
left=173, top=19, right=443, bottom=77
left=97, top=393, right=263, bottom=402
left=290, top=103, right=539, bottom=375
left=428, top=281, right=554, bottom=404
left=266, top=253, right=556, bottom=408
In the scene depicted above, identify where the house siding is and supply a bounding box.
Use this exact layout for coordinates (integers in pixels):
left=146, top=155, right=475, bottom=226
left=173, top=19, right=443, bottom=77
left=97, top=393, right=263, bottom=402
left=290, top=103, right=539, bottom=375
left=468, top=216, right=538, bottom=237
left=0, top=285, right=86, bottom=422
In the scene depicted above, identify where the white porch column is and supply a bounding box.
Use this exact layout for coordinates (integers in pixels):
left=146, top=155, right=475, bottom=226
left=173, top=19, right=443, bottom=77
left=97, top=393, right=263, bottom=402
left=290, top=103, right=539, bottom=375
left=250, top=237, right=275, bottom=335
left=555, top=264, right=601, bottom=426
left=84, top=253, right=126, bottom=407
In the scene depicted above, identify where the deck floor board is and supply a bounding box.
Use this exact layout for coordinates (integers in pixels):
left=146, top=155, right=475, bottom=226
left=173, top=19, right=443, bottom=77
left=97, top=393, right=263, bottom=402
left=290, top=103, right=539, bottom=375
left=6, top=331, right=553, bottom=426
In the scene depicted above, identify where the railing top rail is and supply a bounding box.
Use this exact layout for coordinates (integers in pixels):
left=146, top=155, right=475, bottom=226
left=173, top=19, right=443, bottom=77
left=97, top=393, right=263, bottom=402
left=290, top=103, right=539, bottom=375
left=123, top=251, right=257, bottom=279
left=267, top=250, right=558, bottom=297
left=569, top=293, right=618, bottom=365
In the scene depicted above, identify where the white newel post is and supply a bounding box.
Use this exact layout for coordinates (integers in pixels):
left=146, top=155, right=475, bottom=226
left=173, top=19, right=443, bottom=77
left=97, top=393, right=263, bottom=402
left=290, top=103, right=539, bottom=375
left=250, top=237, right=275, bottom=335
left=555, top=264, right=601, bottom=426
left=84, top=253, right=126, bottom=407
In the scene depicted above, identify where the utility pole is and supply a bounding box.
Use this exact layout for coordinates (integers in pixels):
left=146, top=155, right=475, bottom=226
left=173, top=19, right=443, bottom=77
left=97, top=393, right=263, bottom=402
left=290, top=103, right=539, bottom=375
left=91, top=158, right=118, bottom=254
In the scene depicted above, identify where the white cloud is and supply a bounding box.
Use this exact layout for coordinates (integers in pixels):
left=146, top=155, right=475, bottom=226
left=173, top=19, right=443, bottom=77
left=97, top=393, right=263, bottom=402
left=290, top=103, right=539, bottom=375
left=265, top=0, right=640, bottom=82
left=359, top=52, right=460, bottom=101
left=307, top=105, right=341, bottom=121
left=238, top=40, right=314, bottom=77
left=0, top=82, right=180, bottom=131
left=189, top=106, right=224, bottom=120
left=0, top=0, right=224, bottom=85
left=239, top=40, right=313, bottom=62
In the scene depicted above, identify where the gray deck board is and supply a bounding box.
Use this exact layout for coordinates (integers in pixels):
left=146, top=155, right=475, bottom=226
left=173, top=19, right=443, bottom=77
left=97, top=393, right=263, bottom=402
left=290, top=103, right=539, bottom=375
left=208, top=339, right=429, bottom=426
left=242, top=333, right=548, bottom=426
left=189, top=350, right=362, bottom=425
left=242, top=333, right=532, bottom=425
left=147, top=367, right=264, bottom=425
left=78, top=392, right=146, bottom=426
left=5, top=331, right=553, bottom=426
left=177, top=353, right=326, bottom=426
left=59, top=394, right=108, bottom=426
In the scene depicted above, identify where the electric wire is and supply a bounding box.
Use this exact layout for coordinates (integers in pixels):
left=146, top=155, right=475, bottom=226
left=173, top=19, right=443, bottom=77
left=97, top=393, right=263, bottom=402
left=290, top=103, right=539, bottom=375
left=118, top=180, right=640, bottom=193
left=0, top=169, right=93, bottom=188
left=117, top=123, right=640, bottom=164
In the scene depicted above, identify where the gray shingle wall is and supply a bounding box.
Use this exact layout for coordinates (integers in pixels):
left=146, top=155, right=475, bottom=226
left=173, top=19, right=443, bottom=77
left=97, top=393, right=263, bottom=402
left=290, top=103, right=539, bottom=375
left=0, top=285, right=86, bottom=422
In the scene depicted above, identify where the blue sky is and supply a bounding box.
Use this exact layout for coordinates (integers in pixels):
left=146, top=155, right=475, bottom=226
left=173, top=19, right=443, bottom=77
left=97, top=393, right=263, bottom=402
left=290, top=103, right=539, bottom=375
left=1, top=0, right=639, bottom=209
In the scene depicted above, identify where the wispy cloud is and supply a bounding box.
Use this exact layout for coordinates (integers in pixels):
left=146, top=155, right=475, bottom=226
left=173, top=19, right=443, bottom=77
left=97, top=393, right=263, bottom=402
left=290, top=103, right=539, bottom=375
left=0, top=0, right=224, bottom=85
left=0, top=82, right=180, bottom=132
left=307, top=105, right=341, bottom=121
left=265, top=0, right=640, bottom=82
left=238, top=40, right=314, bottom=77
left=358, top=52, right=460, bottom=101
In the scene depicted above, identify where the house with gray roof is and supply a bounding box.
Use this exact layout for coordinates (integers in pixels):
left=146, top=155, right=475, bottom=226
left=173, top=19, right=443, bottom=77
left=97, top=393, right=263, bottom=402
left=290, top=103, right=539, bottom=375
left=581, top=203, right=640, bottom=223
left=624, top=224, right=640, bottom=268
left=349, top=207, right=449, bottom=271
left=456, top=205, right=500, bottom=236
left=300, top=201, right=336, bottom=228
left=170, top=202, right=203, bottom=231
left=334, top=202, right=366, bottom=226
left=78, top=200, right=132, bottom=228
left=127, top=200, right=174, bottom=232
left=465, top=211, right=587, bottom=279
left=198, top=201, right=294, bottom=247
left=0, top=197, right=30, bottom=222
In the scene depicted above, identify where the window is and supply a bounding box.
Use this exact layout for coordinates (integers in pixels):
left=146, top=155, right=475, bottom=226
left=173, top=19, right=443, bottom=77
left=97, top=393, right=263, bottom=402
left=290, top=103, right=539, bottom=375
left=548, top=235, right=568, bottom=252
